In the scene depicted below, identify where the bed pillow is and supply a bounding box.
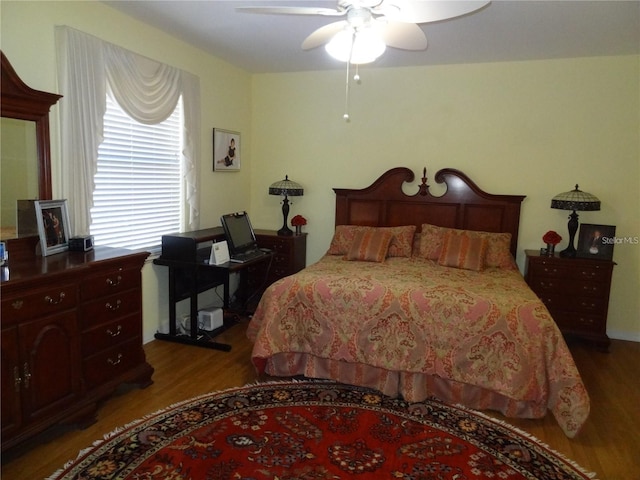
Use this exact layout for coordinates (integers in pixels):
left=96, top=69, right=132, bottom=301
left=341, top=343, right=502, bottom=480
left=437, top=230, right=488, bottom=271
left=418, top=224, right=449, bottom=260
left=327, top=225, right=371, bottom=255
left=345, top=229, right=394, bottom=262
left=419, top=224, right=516, bottom=270
left=328, top=224, right=416, bottom=258
left=384, top=225, right=416, bottom=257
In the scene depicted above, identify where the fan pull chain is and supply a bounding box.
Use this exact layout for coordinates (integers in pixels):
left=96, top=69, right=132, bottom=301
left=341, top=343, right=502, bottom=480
left=343, top=30, right=359, bottom=122
left=343, top=61, right=351, bottom=121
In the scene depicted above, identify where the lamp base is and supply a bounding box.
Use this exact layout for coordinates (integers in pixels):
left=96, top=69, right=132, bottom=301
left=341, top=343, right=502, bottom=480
left=560, top=210, right=579, bottom=259
left=277, top=226, right=293, bottom=236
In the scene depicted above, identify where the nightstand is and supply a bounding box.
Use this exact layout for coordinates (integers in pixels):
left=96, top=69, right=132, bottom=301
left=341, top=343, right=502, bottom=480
left=253, top=229, right=307, bottom=287
left=524, top=249, right=614, bottom=351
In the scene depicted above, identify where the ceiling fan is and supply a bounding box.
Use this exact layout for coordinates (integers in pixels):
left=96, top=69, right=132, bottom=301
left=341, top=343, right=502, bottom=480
left=238, top=1, right=491, bottom=64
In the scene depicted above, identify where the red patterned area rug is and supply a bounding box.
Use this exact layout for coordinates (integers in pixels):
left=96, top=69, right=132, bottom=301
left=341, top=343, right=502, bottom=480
left=48, top=380, right=597, bottom=480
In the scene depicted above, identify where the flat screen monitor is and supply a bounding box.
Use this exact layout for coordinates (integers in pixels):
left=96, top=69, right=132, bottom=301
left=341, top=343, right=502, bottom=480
left=220, top=211, right=257, bottom=254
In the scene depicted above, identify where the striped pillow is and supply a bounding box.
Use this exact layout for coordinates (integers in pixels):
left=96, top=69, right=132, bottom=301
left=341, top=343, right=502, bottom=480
left=438, top=230, right=488, bottom=271
left=345, top=229, right=394, bottom=262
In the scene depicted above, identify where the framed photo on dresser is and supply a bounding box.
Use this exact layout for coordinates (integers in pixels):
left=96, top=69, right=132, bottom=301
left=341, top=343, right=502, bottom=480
left=577, top=223, right=615, bottom=261
left=35, top=199, right=71, bottom=256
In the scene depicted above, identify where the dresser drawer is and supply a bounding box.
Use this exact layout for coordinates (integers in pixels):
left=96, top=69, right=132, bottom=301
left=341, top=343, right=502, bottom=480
left=256, top=236, right=289, bottom=252
left=272, top=253, right=292, bottom=270
left=81, top=267, right=141, bottom=300
left=1, top=283, right=78, bottom=323
left=83, top=339, right=144, bottom=388
left=539, top=293, right=608, bottom=314
left=551, top=311, right=606, bottom=336
left=527, top=261, right=571, bottom=279
left=81, top=314, right=141, bottom=356
left=566, top=263, right=612, bottom=282
left=80, top=289, right=141, bottom=329
left=528, top=278, right=609, bottom=298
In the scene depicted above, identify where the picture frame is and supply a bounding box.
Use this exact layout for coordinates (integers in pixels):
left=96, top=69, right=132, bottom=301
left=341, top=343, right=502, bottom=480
left=213, top=128, right=240, bottom=171
left=35, top=199, right=71, bottom=256
left=576, top=223, right=616, bottom=261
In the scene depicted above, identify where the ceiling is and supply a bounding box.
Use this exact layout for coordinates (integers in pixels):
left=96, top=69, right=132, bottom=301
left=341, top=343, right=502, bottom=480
left=103, top=1, right=640, bottom=74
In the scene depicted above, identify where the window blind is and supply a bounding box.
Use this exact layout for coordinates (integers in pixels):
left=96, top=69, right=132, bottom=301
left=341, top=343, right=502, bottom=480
left=90, top=95, right=183, bottom=251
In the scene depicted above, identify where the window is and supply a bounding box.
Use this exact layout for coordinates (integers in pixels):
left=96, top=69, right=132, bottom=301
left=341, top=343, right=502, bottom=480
left=90, top=94, right=183, bottom=251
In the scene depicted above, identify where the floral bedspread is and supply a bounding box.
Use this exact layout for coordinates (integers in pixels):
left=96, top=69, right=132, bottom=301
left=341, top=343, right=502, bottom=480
left=247, top=255, right=590, bottom=437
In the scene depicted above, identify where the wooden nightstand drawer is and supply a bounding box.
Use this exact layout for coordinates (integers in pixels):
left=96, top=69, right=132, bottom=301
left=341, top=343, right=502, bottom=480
left=552, top=311, right=606, bottom=336
left=567, top=264, right=612, bottom=282
left=528, top=261, right=570, bottom=278
left=530, top=278, right=608, bottom=298
left=542, top=293, right=607, bottom=314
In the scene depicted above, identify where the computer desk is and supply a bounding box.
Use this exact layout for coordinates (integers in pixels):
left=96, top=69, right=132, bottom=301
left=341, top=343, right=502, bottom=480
left=153, top=251, right=273, bottom=351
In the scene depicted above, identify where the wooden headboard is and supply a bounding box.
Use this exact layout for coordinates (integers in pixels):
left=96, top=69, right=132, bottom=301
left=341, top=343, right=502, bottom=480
left=334, top=167, right=526, bottom=258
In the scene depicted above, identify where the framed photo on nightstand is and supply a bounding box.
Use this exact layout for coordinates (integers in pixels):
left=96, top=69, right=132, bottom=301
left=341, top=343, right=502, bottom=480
left=577, top=223, right=615, bottom=261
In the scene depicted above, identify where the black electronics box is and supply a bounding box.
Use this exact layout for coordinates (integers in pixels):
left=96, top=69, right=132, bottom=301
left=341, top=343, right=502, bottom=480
left=69, top=235, right=94, bottom=252
left=161, top=227, right=225, bottom=263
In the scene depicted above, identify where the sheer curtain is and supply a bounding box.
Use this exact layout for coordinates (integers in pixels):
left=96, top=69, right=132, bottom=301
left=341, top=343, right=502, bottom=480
left=55, top=26, right=200, bottom=236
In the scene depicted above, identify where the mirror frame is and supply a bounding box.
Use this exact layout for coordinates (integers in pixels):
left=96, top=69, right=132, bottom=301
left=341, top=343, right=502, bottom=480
left=1, top=50, right=62, bottom=201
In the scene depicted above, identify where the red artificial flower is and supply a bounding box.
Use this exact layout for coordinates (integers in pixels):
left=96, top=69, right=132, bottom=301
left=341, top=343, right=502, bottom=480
left=291, top=215, right=307, bottom=226
left=543, top=230, right=562, bottom=245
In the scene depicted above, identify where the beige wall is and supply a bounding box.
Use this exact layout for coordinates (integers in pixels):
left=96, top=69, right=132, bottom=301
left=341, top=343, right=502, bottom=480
left=2, top=1, right=638, bottom=342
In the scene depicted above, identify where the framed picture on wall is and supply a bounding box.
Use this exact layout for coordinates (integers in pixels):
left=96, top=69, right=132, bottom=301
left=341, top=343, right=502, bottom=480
left=213, top=128, right=240, bottom=171
left=35, top=199, right=71, bottom=256
left=576, top=223, right=616, bottom=261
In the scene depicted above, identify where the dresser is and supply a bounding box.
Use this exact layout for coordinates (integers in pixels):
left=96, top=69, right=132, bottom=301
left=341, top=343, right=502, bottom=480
left=524, top=249, right=614, bottom=351
left=254, top=230, right=307, bottom=287
left=1, top=247, right=153, bottom=454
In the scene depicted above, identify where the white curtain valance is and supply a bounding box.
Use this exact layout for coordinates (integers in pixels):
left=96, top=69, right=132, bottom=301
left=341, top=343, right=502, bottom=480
left=104, top=44, right=182, bottom=125
left=55, top=26, right=200, bottom=235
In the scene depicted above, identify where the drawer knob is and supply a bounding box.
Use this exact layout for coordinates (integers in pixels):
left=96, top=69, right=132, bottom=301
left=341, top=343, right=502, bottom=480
left=13, top=366, right=22, bottom=392
left=44, top=292, right=66, bottom=305
left=23, top=363, right=31, bottom=389
left=106, top=275, right=123, bottom=287
left=107, top=353, right=123, bottom=366
left=105, top=299, right=122, bottom=311
left=107, top=325, right=122, bottom=337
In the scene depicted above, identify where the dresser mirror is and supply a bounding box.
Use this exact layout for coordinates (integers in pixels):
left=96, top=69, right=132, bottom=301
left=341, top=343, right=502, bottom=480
left=0, top=51, right=61, bottom=243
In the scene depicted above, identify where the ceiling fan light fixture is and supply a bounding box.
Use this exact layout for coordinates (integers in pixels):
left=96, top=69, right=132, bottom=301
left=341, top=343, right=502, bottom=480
left=325, top=27, right=386, bottom=64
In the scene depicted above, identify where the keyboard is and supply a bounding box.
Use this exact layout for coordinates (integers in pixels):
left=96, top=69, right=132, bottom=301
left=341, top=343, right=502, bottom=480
left=230, top=249, right=265, bottom=263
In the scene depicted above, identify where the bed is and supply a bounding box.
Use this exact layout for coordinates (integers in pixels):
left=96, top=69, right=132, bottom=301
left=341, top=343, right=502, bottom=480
left=247, top=167, right=590, bottom=438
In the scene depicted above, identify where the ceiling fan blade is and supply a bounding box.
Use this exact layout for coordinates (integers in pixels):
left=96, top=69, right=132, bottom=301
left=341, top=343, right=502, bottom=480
left=302, top=21, right=348, bottom=50
left=380, top=0, right=490, bottom=24
left=379, top=21, right=427, bottom=50
left=236, top=6, right=344, bottom=16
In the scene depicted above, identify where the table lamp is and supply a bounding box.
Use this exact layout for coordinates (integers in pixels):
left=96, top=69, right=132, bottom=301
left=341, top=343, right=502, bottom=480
left=550, top=184, right=600, bottom=258
left=269, top=175, right=304, bottom=236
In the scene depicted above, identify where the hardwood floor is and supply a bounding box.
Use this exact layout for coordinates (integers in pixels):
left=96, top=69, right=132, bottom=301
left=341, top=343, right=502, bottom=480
left=2, top=320, right=639, bottom=480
